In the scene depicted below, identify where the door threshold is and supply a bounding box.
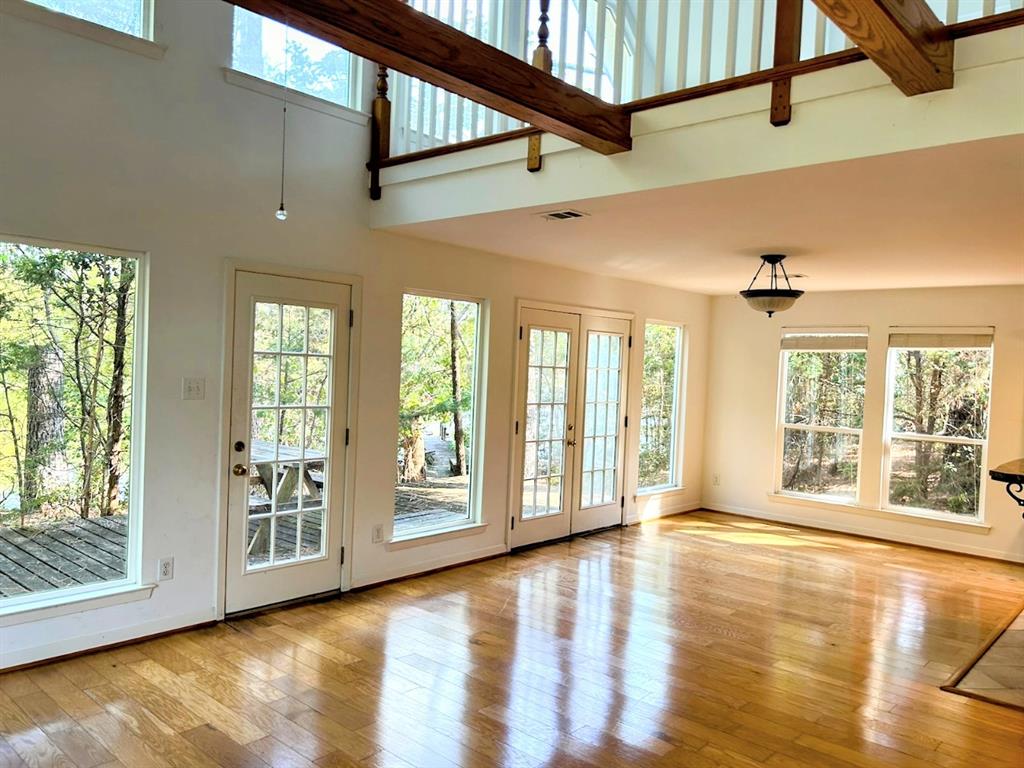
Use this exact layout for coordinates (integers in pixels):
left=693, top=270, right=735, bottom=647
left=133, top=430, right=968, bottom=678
left=511, top=523, right=623, bottom=553
left=225, top=588, right=342, bottom=620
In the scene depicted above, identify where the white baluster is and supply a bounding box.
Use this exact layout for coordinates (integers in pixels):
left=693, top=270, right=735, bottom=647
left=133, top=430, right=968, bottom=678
left=676, top=0, right=691, bottom=89
left=631, top=0, right=646, bottom=101
left=699, top=1, right=713, bottom=85
left=751, top=0, right=765, bottom=72
left=725, top=0, right=739, bottom=78
left=655, top=0, right=669, bottom=96
left=595, top=0, right=607, bottom=100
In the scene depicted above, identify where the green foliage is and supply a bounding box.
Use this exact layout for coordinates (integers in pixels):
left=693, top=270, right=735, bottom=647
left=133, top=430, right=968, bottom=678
left=638, top=324, right=679, bottom=489
left=0, top=242, right=136, bottom=524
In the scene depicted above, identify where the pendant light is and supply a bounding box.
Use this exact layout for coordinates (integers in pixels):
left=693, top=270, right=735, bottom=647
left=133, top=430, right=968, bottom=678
left=275, top=25, right=290, bottom=222
left=739, top=254, right=803, bottom=317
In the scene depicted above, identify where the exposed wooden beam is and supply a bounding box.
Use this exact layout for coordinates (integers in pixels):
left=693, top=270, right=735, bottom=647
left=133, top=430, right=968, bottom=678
left=770, top=0, right=803, bottom=126
left=809, top=0, right=953, bottom=95
left=230, top=0, right=632, bottom=155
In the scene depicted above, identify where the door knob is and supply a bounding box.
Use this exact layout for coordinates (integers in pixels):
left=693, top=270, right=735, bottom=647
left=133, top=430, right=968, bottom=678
left=567, top=439, right=577, bottom=447
left=232, top=464, right=249, bottom=476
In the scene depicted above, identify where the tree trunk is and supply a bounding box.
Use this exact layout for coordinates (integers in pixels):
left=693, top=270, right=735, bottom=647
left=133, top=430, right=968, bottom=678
left=399, top=424, right=426, bottom=483
left=449, top=301, right=466, bottom=477
left=23, top=345, right=64, bottom=517
left=101, top=259, right=134, bottom=516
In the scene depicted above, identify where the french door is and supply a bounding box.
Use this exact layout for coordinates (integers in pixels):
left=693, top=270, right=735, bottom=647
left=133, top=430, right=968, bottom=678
left=225, top=271, right=351, bottom=614
left=511, top=308, right=630, bottom=548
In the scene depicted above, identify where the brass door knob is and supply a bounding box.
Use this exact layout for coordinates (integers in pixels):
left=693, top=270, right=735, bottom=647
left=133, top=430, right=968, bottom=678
left=567, top=440, right=577, bottom=447
left=232, top=464, right=249, bottom=476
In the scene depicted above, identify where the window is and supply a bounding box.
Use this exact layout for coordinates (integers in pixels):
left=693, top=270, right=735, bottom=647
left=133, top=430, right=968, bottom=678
left=778, top=331, right=867, bottom=501
left=232, top=8, right=363, bottom=110
left=0, top=240, right=141, bottom=606
left=26, top=0, right=152, bottom=38
left=395, top=294, right=482, bottom=538
left=638, top=323, right=683, bottom=492
left=883, top=331, right=993, bottom=519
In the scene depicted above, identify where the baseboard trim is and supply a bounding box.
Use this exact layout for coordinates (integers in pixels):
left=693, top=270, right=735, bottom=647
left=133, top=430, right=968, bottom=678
left=350, top=543, right=508, bottom=590
left=1, top=611, right=217, bottom=672
left=702, top=502, right=1024, bottom=563
left=626, top=499, right=702, bottom=525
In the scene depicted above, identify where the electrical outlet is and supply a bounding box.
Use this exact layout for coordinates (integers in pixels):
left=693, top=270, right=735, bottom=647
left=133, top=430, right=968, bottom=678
left=372, top=524, right=384, bottom=544
left=712, top=473, right=721, bottom=487
left=181, top=377, right=206, bottom=401
left=158, top=557, right=174, bottom=581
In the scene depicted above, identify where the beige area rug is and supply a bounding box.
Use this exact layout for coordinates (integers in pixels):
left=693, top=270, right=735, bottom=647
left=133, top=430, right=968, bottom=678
left=943, top=603, right=1024, bottom=712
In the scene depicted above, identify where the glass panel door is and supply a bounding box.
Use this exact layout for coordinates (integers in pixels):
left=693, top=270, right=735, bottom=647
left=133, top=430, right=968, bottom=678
left=522, top=328, right=571, bottom=519
left=571, top=316, right=630, bottom=534
left=511, top=308, right=631, bottom=548
left=511, top=309, right=580, bottom=548
left=226, top=271, right=351, bottom=614
left=246, top=302, right=332, bottom=568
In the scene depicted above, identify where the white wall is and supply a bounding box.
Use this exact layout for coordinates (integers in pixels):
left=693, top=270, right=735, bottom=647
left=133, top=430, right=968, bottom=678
left=0, top=0, right=710, bottom=667
left=702, top=286, right=1024, bottom=562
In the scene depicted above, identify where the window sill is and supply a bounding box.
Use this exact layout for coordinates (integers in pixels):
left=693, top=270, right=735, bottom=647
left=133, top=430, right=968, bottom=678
left=637, top=485, right=687, bottom=499
left=386, top=522, right=488, bottom=550
left=1, top=0, right=165, bottom=59
left=766, top=492, right=992, bottom=533
left=223, top=69, right=370, bottom=126
left=0, top=582, right=156, bottom=628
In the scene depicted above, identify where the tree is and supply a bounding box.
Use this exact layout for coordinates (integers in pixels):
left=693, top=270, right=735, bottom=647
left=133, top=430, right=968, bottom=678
left=449, top=301, right=466, bottom=476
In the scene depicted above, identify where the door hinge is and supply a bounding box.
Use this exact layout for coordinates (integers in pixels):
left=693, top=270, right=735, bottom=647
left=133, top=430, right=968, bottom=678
left=344, top=428, right=350, bottom=446
left=620, top=496, right=625, bottom=509
left=511, top=516, right=515, bottom=530
left=519, top=325, right=523, bottom=340
left=628, top=335, right=633, bottom=348
left=624, top=416, right=629, bottom=428
left=515, top=420, right=519, bottom=435
left=340, top=546, right=345, bottom=565
left=349, top=309, right=354, bottom=328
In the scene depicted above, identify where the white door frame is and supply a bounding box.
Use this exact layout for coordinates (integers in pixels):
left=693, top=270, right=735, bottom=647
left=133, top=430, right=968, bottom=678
left=506, top=299, right=634, bottom=549
left=216, top=261, right=362, bottom=618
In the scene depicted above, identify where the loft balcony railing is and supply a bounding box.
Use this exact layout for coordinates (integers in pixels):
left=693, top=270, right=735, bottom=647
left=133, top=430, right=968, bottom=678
left=367, top=0, right=1023, bottom=180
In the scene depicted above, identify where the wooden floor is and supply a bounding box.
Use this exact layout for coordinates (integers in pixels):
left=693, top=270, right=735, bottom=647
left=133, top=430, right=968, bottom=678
left=2, top=511, right=1024, bottom=767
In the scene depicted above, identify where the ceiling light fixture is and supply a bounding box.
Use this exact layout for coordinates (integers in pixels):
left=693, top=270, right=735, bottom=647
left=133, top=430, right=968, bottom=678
left=275, top=26, right=290, bottom=222
left=740, top=254, right=804, bottom=317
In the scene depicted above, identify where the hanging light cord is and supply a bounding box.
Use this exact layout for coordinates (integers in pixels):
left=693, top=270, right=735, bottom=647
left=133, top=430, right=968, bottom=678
left=276, top=24, right=289, bottom=220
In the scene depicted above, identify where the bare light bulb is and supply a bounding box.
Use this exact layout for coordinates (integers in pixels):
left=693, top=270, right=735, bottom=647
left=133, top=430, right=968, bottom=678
left=275, top=204, right=287, bottom=221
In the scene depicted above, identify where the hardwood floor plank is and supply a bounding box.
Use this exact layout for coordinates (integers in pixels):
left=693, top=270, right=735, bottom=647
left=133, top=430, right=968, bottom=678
left=4, top=512, right=1023, bottom=768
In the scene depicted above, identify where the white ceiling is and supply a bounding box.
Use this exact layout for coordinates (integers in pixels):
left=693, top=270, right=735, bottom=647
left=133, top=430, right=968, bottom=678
left=389, top=136, right=1024, bottom=295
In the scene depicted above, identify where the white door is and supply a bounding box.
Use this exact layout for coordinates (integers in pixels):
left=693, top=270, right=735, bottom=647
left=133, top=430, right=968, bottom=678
left=225, top=271, right=351, bottom=614
left=571, top=315, right=630, bottom=534
left=511, top=308, right=630, bottom=548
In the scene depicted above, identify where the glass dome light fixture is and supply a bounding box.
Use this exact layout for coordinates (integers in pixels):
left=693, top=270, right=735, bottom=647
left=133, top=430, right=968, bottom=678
left=739, top=254, right=804, bottom=317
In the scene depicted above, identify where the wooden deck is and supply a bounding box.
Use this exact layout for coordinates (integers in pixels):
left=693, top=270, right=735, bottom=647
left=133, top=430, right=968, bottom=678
left=0, top=516, right=127, bottom=598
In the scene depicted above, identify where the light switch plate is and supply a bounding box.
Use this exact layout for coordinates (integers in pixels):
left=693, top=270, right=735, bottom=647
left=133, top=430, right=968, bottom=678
left=181, top=377, right=206, bottom=401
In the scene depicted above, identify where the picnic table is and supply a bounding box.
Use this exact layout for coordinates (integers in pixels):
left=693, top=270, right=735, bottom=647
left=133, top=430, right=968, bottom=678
left=248, top=440, right=326, bottom=513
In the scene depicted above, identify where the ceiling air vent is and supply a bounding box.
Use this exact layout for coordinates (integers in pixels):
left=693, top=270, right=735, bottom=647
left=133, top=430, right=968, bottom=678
left=538, top=209, right=588, bottom=221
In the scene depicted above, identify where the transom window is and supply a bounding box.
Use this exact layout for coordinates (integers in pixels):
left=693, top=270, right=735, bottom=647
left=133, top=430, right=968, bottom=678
left=638, top=323, right=683, bottom=492
left=26, top=0, right=152, bottom=39
left=883, top=331, right=993, bottom=519
left=777, top=330, right=867, bottom=501
left=232, top=7, right=363, bottom=110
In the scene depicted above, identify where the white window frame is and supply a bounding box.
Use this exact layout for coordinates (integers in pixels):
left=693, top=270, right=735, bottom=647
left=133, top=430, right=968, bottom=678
left=0, top=234, right=148, bottom=617
left=880, top=336, right=994, bottom=523
left=391, top=290, right=487, bottom=542
left=637, top=321, right=685, bottom=495
left=229, top=6, right=366, bottom=113
left=774, top=329, right=868, bottom=504
left=20, top=0, right=154, bottom=40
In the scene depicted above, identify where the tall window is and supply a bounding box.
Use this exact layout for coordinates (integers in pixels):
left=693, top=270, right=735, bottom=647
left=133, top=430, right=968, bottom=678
left=232, top=8, right=363, bottom=110
left=638, top=323, right=683, bottom=491
left=0, top=241, right=140, bottom=605
left=26, top=0, right=151, bottom=38
left=395, top=294, right=481, bottom=538
left=778, top=331, right=867, bottom=501
left=884, top=331, right=993, bottom=519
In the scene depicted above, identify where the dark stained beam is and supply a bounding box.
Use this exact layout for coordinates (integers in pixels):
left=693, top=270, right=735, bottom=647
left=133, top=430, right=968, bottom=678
left=770, top=0, right=803, bottom=126
left=229, top=0, right=632, bottom=155
left=809, top=0, right=953, bottom=95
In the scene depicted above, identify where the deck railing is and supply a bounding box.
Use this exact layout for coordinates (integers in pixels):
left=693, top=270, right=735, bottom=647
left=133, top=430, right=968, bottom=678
left=372, top=0, right=1022, bottom=169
